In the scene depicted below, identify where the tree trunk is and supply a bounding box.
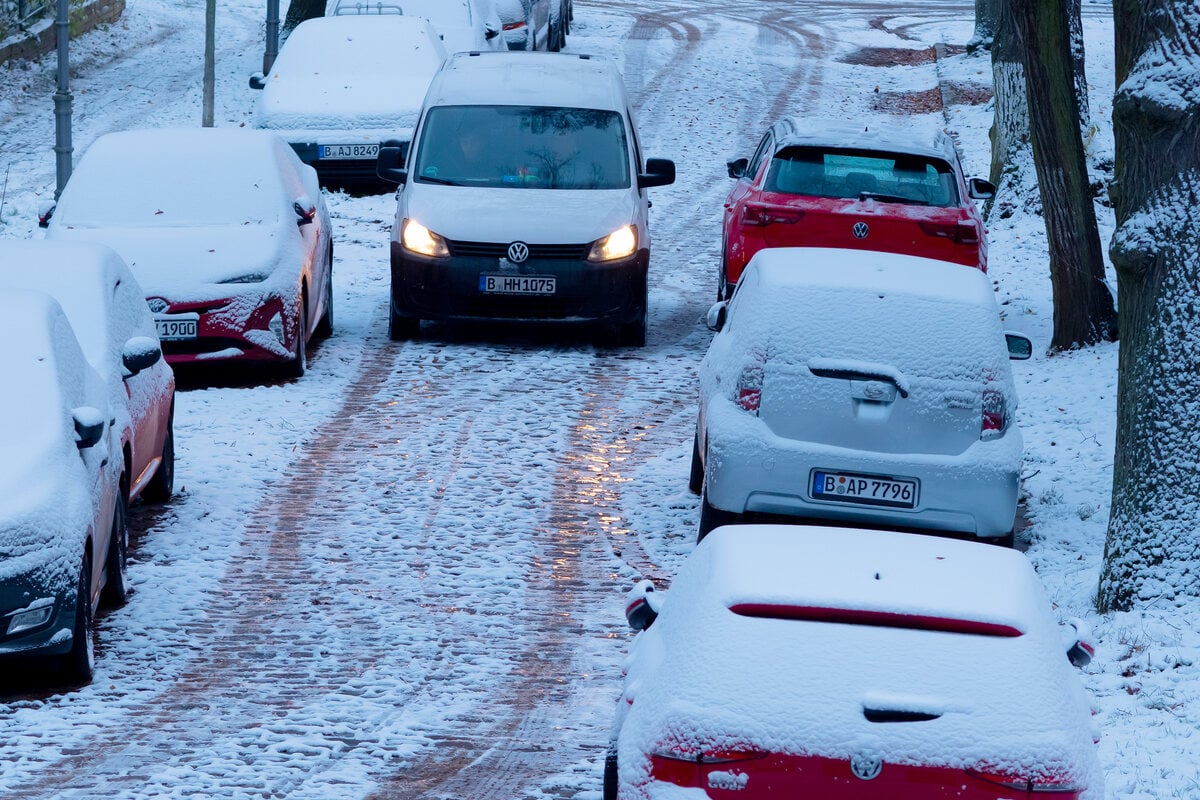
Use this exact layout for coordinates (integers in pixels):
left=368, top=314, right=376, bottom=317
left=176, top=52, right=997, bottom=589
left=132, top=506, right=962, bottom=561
left=1011, top=0, right=1116, bottom=350
left=1099, top=0, right=1200, bottom=611
left=283, top=0, right=325, bottom=35
left=1068, top=0, right=1090, bottom=130
left=988, top=0, right=1038, bottom=219
left=969, top=0, right=999, bottom=52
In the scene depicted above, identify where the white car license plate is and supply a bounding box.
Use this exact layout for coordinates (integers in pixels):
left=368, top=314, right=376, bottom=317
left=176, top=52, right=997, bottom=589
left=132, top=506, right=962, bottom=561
left=155, top=315, right=199, bottom=341
left=811, top=470, right=918, bottom=509
left=319, top=143, right=379, bottom=160
left=478, top=275, right=557, bottom=295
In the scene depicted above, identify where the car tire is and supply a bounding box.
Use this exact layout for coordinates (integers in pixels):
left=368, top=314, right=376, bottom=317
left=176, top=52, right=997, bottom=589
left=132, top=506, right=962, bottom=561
left=388, top=310, right=420, bottom=341
left=562, top=0, right=571, bottom=35
left=688, top=433, right=703, bottom=495
left=698, top=490, right=740, bottom=543
left=548, top=9, right=563, bottom=51
left=142, top=410, right=175, bottom=504
left=315, top=253, right=334, bottom=339
left=284, top=300, right=308, bottom=379
left=617, top=301, right=647, bottom=347
left=602, top=747, right=618, bottom=800
left=990, top=529, right=1016, bottom=548
left=101, top=488, right=130, bottom=609
left=59, top=549, right=95, bottom=683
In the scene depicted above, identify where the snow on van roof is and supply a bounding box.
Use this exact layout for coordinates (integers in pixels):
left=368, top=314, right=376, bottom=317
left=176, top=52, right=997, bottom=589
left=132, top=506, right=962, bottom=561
left=256, top=15, right=446, bottom=133
left=618, top=525, right=1101, bottom=795
left=424, top=52, right=628, bottom=111
left=772, top=117, right=959, bottom=162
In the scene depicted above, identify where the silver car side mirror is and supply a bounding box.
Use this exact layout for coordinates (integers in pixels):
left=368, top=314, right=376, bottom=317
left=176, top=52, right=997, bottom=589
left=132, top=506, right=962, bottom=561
left=706, top=302, right=728, bottom=332
left=1005, top=332, right=1033, bottom=360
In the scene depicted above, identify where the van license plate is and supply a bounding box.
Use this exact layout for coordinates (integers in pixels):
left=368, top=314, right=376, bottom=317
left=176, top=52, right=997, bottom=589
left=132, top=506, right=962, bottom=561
left=479, top=275, right=557, bottom=295
left=319, top=143, right=379, bottom=160
left=811, top=470, right=918, bottom=509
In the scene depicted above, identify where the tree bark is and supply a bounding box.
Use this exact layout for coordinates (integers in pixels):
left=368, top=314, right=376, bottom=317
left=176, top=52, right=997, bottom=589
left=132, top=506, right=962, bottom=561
left=988, top=0, right=1038, bottom=219
left=1099, top=0, right=1200, bottom=611
left=283, top=0, right=325, bottom=35
left=969, top=0, right=999, bottom=52
left=1011, top=0, right=1116, bottom=349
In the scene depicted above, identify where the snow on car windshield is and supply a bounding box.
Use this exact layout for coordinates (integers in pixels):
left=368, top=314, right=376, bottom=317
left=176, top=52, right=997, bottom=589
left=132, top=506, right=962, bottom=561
left=413, top=105, right=630, bottom=190
left=392, top=0, right=472, bottom=26
left=766, top=147, right=959, bottom=206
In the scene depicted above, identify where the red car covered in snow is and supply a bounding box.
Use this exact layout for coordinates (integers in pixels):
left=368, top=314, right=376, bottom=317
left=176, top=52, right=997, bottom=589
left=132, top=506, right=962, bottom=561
left=719, top=119, right=994, bottom=299
left=606, top=525, right=1101, bottom=800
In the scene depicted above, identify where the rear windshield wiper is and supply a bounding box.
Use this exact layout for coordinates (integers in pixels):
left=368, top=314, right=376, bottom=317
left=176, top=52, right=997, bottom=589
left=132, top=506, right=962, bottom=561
left=859, top=191, right=929, bottom=205
left=807, top=360, right=910, bottom=398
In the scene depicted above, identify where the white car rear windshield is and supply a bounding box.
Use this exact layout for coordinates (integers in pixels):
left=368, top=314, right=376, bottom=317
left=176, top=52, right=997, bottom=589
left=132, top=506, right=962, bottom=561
left=766, top=147, right=959, bottom=207
left=413, top=105, right=631, bottom=190
left=729, top=603, right=1024, bottom=637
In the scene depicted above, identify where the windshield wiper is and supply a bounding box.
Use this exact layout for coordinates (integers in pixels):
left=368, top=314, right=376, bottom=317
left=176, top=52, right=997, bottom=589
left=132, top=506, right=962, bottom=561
left=418, top=175, right=463, bottom=186
left=859, top=191, right=929, bottom=206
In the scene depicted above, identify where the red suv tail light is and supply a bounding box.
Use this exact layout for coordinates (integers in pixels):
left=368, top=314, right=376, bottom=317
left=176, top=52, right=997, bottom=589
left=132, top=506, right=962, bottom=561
left=651, top=747, right=768, bottom=788
left=967, top=768, right=1084, bottom=796
left=981, top=386, right=1007, bottom=440
left=741, top=203, right=805, bottom=226
left=919, top=220, right=981, bottom=245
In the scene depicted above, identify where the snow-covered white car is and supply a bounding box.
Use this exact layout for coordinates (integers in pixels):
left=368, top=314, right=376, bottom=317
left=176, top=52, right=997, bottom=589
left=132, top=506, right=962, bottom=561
left=250, top=14, right=448, bottom=188
left=494, top=0, right=562, bottom=51
left=41, top=128, right=333, bottom=379
left=693, top=247, right=1030, bottom=542
left=608, top=524, right=1102, bottom=800
left=0, top=240, right=176, bottom=507
left=377, top=51, right=675, bottom=346
left=327, top=0, right=505, bottom=54
left=0, top=291, right=127, bottom=683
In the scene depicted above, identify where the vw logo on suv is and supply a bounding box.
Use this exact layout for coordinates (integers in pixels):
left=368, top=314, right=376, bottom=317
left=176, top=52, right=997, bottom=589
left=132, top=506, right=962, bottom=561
left=507, top=242, right=530, bottom=263
left=147, top=297, right=169, bottom=314
left=850, top=753, right=883, bottom=781
left=852, top=222, right=870, bottom=239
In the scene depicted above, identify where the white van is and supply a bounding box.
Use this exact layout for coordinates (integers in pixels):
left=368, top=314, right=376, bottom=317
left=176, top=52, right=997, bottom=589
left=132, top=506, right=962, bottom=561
left=377, top=51, right=675, bottom=346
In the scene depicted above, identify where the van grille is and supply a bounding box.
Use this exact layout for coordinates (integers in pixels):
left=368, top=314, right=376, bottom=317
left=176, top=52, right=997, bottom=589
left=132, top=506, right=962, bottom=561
left=447, top=240, right=590, bottom=260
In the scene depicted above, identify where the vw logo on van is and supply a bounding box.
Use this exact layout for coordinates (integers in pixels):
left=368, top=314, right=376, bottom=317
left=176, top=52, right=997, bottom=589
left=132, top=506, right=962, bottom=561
left=850, top=753, right=883, bottom=781
left=147, top=298, right=170, bottom=313
left=852, top=222, right=870, bottom=239
left=507, top=242, right=530, bottom=263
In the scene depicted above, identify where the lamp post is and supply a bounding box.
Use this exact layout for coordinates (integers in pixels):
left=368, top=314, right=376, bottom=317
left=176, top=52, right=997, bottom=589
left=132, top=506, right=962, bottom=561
left=52, top=0, right=72, bottom=198
left=203, top=0, right=215, bottom=126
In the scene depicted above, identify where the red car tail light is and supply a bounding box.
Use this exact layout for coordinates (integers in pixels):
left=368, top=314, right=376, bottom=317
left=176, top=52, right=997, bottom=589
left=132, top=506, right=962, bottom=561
left=968, top=768, right=1084, bottom=796
left=981, top=386, right=1007, bottom=440
left=735, top=364, right=764, bottom=414
left=741, top=203, right=805, bottom=227
left=650, top=746, right=768, bottom=788
left=918, top=220, right=981, bottom=245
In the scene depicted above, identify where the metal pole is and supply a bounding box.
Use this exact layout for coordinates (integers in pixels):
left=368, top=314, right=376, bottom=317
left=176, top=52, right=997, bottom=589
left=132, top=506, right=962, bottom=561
left=203, top=0, right=215, bottom=126
left=52, top=0, right=72, bottom=198
left=264, top=0, right=280, bottom=75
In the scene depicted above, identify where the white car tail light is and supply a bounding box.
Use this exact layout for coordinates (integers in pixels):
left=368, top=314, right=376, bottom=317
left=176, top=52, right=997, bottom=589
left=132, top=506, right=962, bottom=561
left=981, top=385, right=1007, bottom=440
left=735, top=352, right=766, bottom=414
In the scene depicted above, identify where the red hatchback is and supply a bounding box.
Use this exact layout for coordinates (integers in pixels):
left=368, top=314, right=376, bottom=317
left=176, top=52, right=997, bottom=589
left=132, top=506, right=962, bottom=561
left=720, top=120, right=994, bottom=298
left=607, top=525, right=1102, bottom=800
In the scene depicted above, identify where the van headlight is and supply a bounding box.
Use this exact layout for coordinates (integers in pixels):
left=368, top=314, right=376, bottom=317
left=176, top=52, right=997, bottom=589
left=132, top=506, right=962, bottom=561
left=401, top=218, right=450, bottom=258
left=588, top=225, right=638, bottom=262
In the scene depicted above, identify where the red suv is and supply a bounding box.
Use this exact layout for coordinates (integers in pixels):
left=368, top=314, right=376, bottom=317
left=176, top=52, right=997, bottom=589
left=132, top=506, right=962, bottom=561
left=720, top=119, right=994, bottom=298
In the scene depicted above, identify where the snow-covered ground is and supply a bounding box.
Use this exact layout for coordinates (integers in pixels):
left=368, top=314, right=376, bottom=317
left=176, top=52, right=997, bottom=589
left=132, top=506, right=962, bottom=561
left=0, top=0, right=1196, bottom=797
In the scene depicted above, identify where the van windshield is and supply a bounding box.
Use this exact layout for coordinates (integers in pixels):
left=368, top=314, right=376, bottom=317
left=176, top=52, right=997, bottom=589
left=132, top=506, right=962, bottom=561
left=413, top=105, right=631, bottom=190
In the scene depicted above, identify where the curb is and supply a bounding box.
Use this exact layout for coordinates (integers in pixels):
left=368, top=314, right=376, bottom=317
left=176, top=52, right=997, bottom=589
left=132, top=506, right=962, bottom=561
left=0, top=0, right=124, bottom=65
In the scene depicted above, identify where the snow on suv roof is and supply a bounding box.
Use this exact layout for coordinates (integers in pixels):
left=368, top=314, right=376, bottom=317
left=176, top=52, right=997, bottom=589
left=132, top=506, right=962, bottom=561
left=771, top=116, right=959, bottom=163
left=424, top=52, right=628, bottom=111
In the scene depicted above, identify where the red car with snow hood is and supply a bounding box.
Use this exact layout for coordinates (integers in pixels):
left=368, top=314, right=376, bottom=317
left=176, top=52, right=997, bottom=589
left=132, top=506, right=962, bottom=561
left=720, top=119, right=994, bottom=298
left=606, top=525, right=1101, bottom=800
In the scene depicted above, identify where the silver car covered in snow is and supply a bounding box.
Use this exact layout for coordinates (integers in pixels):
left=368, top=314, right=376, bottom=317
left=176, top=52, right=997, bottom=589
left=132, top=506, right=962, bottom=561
left=692, top=247, right=1031, bottom=543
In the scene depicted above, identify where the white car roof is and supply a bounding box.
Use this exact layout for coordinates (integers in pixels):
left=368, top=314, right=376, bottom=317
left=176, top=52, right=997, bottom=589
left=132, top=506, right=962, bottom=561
left=621, top=525, right=1100, bottom=786
left=771, top=116, right=959, bottom=163
left=425, top=52, right=628, bottom=111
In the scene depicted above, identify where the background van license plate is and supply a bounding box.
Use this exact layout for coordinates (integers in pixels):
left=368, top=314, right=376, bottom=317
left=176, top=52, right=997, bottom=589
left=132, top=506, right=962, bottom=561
left=811, top=470, right=918, bottom=509
left=479, top=275, right=557, bottom=295
left=155, top=317, right=198, bottom=340
left=319, top=143, right=379, bottom=160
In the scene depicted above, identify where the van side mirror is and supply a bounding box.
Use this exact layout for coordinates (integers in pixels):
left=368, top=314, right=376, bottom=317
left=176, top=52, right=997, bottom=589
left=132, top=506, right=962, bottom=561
left=38, top=201, right=56, bottom=228
left=968, top=177, right=996, bottom=200
left=294, top=195, right=317, bottom=226
left=249, top=73, right=267, bottom=90
left=706, top=301, right=728, bottom=332
left=1066, top=618, right=1095, bottom=668
left=1005, top=332, right=1033, bottom=360
left=625, top=579, right=663, bottom=632
left=727, top=157, right=749, bottom=179
left=377, top=140, right=408, bottom=185
left=73, top=406, right=105, bottom=449
left=638, top=158, right=675, bottom=189
left=122, top=337, right=163, bottom=378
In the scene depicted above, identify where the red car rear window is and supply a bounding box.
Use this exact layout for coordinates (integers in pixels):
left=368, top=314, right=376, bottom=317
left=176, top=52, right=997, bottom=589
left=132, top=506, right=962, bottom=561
left=728, top=603, right=1024, bottom=637
left=765, top=146, right=960, bottom=207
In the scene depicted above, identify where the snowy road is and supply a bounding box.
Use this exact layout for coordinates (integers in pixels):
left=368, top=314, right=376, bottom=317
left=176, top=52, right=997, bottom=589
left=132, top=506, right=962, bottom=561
left=0, top=1, right=1072, bottom=798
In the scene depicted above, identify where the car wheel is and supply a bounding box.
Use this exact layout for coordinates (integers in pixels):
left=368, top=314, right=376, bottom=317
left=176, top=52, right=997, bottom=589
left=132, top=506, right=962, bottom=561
left=388, top=310, right=420, bottom=341
left=698, top=489, right=740, bottom=543
left=688, top=433, right=703, bottom=495
left=548, top=9, right=563, bottom=51
left=617, top=301, right=647, bottom=347
left=602, top=747, right=618, bottom=800
left=315, top=253, right=334, bottom=339
left=990, top=529, right=1016, bottom=548
left=101, top=488, right=130, bottom=608
left=58, top=549, right=95, bottom=683
left=562, top=0, right=571, bottom=35
left=284, top=300, right=308, bottom=379
left=142, top=410, right=174, bottom=504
